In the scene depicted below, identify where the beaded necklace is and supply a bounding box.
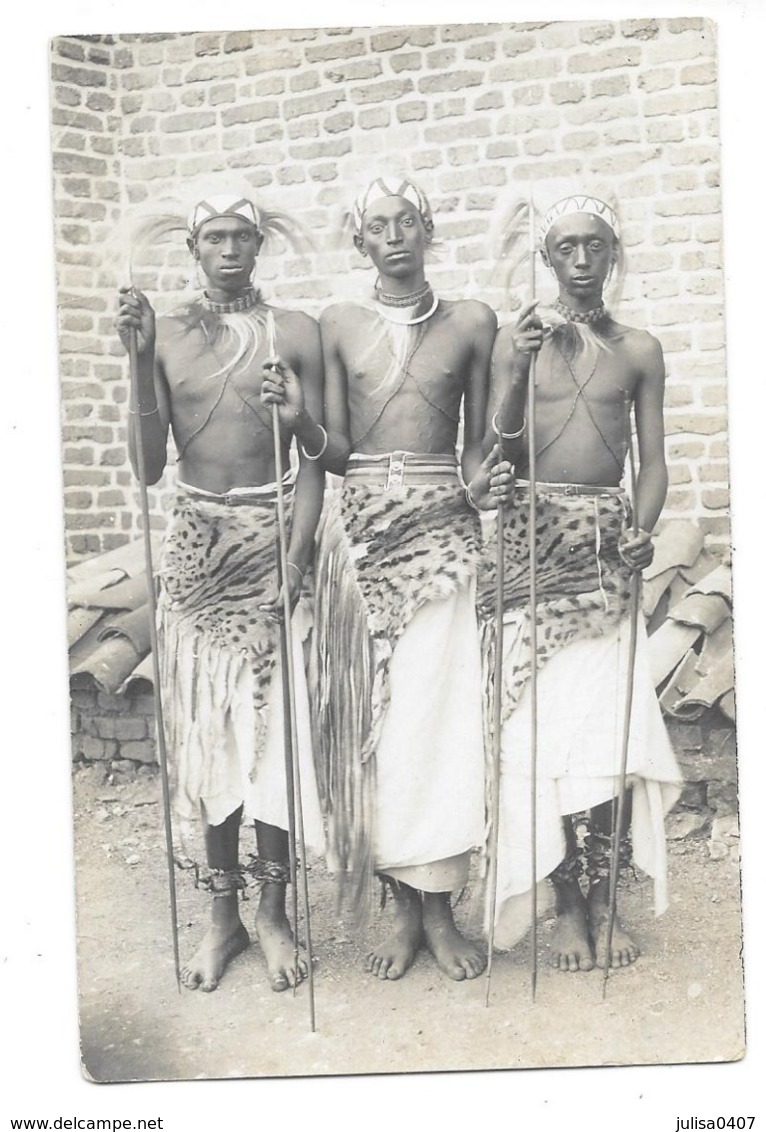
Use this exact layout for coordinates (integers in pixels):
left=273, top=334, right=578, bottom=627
left=373, top=289, right=439, bottom=326
left=201, top=286, right=261, bottom=315
left=374, top=280, right=432, bottom=309
left=555, top=298, right=607, bottom=325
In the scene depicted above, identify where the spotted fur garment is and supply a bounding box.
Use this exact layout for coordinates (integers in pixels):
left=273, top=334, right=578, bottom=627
left=477, top=487, right=633, bottom=726
left=311, top=480, right=482, bottom=907
left=156, top=491, right=293, bottom=821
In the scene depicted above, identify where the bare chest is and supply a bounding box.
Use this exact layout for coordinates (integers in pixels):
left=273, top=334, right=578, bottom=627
left=342, top=312, right=467, bottom=400
left=161, top=321, right=269, bottom=410
left=536, top=338, right=636, bottom=410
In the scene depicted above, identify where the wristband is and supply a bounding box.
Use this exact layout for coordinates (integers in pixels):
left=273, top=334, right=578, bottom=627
left=492, top=411, right=525, bottom=440
left=301, top=424, right=328, bottom=461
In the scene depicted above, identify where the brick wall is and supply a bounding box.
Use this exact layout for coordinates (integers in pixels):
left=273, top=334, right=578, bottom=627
left=70, top=685, right=157, bottom=766
left=51, top=18, right=726, bottom=561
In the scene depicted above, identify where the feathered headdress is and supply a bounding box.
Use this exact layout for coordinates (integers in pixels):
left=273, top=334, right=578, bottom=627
left=106, top=188, right=313, bottom=291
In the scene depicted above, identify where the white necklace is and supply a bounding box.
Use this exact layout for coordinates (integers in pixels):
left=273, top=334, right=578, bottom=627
left=373, top=292, right=439, bottom=325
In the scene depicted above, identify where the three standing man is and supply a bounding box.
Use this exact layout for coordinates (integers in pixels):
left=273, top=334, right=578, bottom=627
left=117, top=178, right=680, bottom=993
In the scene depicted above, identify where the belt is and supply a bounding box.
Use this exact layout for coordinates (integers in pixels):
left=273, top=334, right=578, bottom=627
left=345, top=451, right=459, bottom=490
left=515, top=479, right=624, bottom=498
left=177, top=472, right=295, bottom=506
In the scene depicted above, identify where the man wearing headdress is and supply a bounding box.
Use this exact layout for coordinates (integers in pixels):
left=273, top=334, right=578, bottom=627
left=262, top=175, right=512, bottom=981
left=115, top=194, right=325, bottom=993
left=484, top=193, right=681, bottom=971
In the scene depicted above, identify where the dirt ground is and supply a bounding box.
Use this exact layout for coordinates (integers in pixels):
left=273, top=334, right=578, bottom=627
left=72, top=761, right=746, bottom=1084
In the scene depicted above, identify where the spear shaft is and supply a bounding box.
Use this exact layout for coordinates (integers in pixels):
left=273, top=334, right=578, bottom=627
left=526, top=201, right=539, bottom=1003
left=268, top=314, right=316, bottom=1031
left=127, top=326, right=181, bottom=991
left=484, top=498, right=504, bottom=1006
left=601, top=398, right=641, bottom=999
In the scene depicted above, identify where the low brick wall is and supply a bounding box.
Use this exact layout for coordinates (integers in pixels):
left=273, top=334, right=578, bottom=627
left=669, top=715, right=738, bottom=819
left=70, top=686, right=157, bottom=768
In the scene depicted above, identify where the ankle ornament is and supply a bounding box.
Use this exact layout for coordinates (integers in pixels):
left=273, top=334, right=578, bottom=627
left=193, top=865, right=247, bottom=899
left=550, top=847, right=584, bottom=886
left=584, top=829, right=634, bottom=884
left=243, top=855, right=292, bottom=886
left=584, top=830, right=612, bottom=884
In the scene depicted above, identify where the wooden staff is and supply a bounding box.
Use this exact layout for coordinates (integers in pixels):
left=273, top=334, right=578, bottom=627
left=127, top=320, right=181, bottom=992
left=525, top=198, right=540, bottom=1002
left=267, top=313, right=316, bottom=1031
left=601, top=396, right=641, bottom=999
left=484, top=495, right=505, bottom=1007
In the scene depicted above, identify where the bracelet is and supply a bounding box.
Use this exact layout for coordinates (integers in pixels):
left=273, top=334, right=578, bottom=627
left=492, top=411, right=525, bottom=440
left=129, top=405, right=160, bottom=417
left=286, top=561, right=304, bottom=583
left=300, top=424, right=328, bottom=461
left=465, top=483, right=482, bottom=513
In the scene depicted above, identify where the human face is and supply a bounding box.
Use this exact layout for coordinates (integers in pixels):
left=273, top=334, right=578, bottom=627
left=544, top=214, right=616, bottom=309
left=193, top=216, right=262, bottom=298
left=355, top=197, right=430, bottom=289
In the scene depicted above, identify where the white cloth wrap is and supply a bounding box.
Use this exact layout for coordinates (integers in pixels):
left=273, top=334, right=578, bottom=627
left=494, top=611, right=681, bottom=947
left=374, top=581, right=486, bottom=891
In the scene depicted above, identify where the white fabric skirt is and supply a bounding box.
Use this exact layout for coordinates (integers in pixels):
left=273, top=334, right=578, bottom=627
left=494, top=612, right=681, bottom=944
left=174, top=604, right=324, bottom=854
left=373, top=582, right=485, bottom=890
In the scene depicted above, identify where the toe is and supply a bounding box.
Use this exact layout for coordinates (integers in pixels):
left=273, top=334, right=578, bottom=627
left=446, top=962, right=467, bottom=981
left=386, top=963, right=403, bottom=980
left=270, top=971, right=289, bottom=992
left=464, top=955, right=485, bottom=979
left=200, top=977, right=219, bottom=993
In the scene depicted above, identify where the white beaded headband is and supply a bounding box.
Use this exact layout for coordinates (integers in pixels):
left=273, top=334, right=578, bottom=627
left=352, top=176, right=432, bottom=233
left=539, top=195, right=620, bottom=244
left=187, top=195, right=262, bottom=239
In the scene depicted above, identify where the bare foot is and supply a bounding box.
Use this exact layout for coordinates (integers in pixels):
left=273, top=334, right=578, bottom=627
left=422, top=892, right=486, bottom=981
left=255, top=901, right=307, bottom=992
left=181, top=920, right=250, bottom=992
left=589, top=885, right=640, bottom=969
left=366, top=881, right=423, bottom=980
left=550, top=905, right=594, bottom=972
